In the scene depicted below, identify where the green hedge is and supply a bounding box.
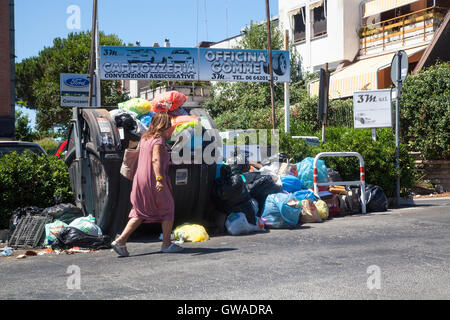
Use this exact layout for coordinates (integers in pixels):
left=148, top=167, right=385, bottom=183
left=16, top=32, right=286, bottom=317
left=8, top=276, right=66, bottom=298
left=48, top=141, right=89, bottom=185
left=401, top=61, right=449, bottom=160
left=0, top=151, right=74, bottom=229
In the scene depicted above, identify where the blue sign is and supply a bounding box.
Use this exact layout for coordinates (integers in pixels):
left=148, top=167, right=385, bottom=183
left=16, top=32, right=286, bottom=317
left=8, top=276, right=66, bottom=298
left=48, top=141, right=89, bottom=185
left=100, top=46, right=290, bottom=83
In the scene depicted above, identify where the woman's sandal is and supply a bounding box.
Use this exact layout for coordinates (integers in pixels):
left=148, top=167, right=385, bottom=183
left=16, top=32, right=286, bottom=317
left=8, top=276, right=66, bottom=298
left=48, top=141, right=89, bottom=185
left=111, top=241, right=130, bottom=257
left=161, top=243, right=184, bottom=253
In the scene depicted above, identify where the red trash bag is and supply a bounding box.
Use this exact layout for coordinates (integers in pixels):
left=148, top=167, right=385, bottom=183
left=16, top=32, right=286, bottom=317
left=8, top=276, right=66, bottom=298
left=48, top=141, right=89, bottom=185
left=150, top=91, right=188, bottom=112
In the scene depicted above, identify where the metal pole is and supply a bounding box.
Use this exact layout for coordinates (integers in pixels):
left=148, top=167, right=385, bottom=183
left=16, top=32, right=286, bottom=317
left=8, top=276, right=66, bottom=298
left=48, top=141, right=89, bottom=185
left=95, top=8, right=101, bottom=107
left=284, top=30, right=290, bottom=134
left=321, top=63, right=328, bottom=142
left=265, top=0, right=276, bottom=130
left=395, top=52, right=401, bottom=207
left=88, top=0, right=98, bottom=107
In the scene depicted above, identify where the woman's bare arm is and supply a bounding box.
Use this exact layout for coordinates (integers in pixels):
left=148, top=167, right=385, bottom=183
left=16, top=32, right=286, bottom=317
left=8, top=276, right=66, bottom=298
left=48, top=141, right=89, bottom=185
left=152, top=144, right=164, bottom=179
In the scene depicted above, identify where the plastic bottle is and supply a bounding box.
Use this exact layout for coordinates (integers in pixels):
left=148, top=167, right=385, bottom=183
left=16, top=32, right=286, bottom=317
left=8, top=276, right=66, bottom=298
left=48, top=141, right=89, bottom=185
left=0, top=246, right=13, bottom=257
left=88, top=214, right=96, bottom=224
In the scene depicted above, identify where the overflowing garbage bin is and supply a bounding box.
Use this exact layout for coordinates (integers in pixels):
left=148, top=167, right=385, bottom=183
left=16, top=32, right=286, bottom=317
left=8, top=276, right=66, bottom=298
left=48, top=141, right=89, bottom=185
left=65, top=104, right=218, bottom=237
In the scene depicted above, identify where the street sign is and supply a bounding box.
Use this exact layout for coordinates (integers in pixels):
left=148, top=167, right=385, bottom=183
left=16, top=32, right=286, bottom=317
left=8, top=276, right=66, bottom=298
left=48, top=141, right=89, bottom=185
left=353, top=89, right=392, bottom=129
left=60, top=73, right=91, bottom=95
left=390, top=50, right=408, bottom=86
left=61, top=96, right=89, bottom=107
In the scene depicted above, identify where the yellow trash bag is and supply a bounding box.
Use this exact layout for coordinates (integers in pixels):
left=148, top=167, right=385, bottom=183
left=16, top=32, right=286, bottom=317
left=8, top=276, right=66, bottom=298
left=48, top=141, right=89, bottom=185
left=173, top=223, right=210, bottom=242
left=118, top=98, right=152, bottom=117
left=315, top=200, right=329, bottom=220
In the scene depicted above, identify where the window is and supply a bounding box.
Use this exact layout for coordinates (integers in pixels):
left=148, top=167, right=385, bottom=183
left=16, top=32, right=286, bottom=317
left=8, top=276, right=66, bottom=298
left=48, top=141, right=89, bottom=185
left=292, top=8, right=306, bottom=42
left=311, top=0, right=327, bottom=38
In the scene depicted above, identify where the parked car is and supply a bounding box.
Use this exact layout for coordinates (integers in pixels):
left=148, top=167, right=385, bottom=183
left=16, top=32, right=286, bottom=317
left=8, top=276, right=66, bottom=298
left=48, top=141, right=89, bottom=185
left=0, top=141, right=47, bottom=158
left=126, top=48, right=166, bottom=64
left=354, top=113, right=376, bottom=125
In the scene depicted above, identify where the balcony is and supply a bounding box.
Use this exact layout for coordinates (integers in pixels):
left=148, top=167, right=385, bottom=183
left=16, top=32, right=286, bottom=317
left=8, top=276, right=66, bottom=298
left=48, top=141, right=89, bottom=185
left=359, top=6, right=447, bottom=57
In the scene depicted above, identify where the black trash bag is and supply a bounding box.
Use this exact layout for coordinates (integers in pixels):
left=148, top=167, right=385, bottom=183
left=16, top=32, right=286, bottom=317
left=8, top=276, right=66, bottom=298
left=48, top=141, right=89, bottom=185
left=327, top=168, right=342, bottom=182
left=231, top=198, right=258, bottom=225
left=51, top=227, right=111, bottom=250
left=9, top=206, right=44, bottom=233
left=228, top=150, right=250, bottom=175
left=212, top=174, right=251, bottom=213
left=219, top=164, right=232, bottom=180
left=42, top=204, right=84, bottom=225
left=114, top=113, right=137, bottom=132
left=364, top=184, right=388, bottom=212
left=242, top=173, right=282, bottom=215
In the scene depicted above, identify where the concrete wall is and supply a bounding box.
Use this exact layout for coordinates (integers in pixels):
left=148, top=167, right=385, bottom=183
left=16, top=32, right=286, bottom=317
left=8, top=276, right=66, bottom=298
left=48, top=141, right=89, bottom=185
left=278, top=0, right=361, bottom=72
left=0, top=0, right=15, bottom=139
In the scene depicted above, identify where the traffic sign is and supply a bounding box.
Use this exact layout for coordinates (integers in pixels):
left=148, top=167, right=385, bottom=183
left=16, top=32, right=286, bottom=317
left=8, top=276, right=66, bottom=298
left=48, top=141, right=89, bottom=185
left=390, top=50, right=408, bottom=86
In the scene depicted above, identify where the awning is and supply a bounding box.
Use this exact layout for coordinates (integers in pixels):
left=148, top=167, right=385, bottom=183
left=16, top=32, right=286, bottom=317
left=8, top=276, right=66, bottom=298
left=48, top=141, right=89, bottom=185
left=308, top=46, right=427, bottom=99
left=363, top=0, right=418, bottom=18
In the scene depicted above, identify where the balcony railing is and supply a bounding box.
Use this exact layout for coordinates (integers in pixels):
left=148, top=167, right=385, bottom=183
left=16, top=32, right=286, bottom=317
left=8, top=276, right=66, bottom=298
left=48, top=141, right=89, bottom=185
left=359, top=6, right=447, bottom=55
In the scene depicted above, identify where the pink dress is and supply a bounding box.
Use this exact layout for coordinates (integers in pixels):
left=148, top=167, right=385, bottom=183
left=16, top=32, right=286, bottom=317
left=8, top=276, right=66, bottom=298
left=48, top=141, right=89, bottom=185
left=129, top=136, right=174, bottom=223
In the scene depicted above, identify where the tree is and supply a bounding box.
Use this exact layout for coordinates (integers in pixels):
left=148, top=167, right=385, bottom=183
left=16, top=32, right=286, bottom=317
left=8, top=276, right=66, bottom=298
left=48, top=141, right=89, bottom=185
left=15, top=31, right=129, bottom=134
left=14, top=110, right=38, bottom=142
left=203, top=20, right=305, bottom=127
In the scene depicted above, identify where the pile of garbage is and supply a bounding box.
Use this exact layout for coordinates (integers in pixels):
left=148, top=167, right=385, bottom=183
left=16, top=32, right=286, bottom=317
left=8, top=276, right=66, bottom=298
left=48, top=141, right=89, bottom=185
left=110, top=91, right=203, bottom=151
left=1, top=204, right=111, bottom=258
left=212, top=151, right=388, bottom=236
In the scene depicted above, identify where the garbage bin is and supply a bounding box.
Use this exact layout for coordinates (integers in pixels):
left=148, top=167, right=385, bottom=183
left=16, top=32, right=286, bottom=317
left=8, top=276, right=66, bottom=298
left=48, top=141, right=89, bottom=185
left=65, top=106, right=218, bottom=237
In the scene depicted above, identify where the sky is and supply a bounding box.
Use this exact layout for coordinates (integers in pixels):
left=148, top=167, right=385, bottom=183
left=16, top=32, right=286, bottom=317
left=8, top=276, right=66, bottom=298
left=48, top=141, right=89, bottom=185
left=15, top=0, right=279, bottom=63
left=15, top=0, right=278, bottom=128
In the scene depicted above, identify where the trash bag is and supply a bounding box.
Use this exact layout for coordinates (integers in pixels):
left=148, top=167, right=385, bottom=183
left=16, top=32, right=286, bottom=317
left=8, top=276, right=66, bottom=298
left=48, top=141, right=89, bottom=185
left=314, top=200, right=329, bottom=220
left=225, top=212, right=265, bottom=236
left=212, top=175, right=251, bottom=213
left=242, top=172, right=282, bottom=213
left=293, top=190, right=317, bottom=202
left=69, top=216, right=102, bottom=236
left=168, top=107, right=189, bottom=117
left=300, top=199, right=322, bottom=223
left=44, top=220, right=68, bottom=246
left=110, top=109, right=148, bottom=136
left=261, top=152, right=290, bottom=167
left=344, top=187, right=362, bottom=214
left=118, top=98, right=152, bottom=117
left=150, top=91, right=188, bottom=112
left=231, top=198, right=258, bottom=225
left=281, top=175, right=305, bottom=193
left=261, top=193, right=302, bottom=228
left=297, top=157, right=328, bottom=189
left=227, top=150, right=250, bottom=175
left=173, top=223, right=209, bottom=242
left=42, top=203, right=84, bottom=225
left=139, top=112, right=155, bottom=127
left=51, top=227, right=111, bottom=250
left=324, top=194, right=341, bottom=217
left=364, top=184, right=388, bottom=212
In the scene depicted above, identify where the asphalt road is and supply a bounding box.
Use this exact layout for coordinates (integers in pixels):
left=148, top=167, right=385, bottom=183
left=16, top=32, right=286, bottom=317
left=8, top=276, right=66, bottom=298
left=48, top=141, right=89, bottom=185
left=1, top=198, right=449, bottom=300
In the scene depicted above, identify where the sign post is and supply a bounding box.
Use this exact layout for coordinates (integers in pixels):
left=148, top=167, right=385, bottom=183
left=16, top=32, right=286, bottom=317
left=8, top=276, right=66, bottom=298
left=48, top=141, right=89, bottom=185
left=390, top=50, right=408, bottom=207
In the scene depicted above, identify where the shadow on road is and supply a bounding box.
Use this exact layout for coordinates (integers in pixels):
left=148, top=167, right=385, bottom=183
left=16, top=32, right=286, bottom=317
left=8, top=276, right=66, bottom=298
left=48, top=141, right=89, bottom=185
left=120, top=247, right=238, bottom=258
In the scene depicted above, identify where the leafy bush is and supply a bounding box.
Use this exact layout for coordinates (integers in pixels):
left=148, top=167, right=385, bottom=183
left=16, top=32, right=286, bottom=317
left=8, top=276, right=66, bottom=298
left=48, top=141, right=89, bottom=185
left=401, top=61, right=450, bottom=160
left=0, top=151, right=74, bottom=228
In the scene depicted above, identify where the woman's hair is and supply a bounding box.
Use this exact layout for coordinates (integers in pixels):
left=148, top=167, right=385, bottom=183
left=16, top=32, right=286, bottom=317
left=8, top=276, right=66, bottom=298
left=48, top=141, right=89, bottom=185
left=142, top=112, right=172, bottom=140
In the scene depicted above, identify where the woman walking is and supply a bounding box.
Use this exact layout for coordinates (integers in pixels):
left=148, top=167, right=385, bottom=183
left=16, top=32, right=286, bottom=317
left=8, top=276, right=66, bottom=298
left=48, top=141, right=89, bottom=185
left=112, top=112, right=183, bottom=256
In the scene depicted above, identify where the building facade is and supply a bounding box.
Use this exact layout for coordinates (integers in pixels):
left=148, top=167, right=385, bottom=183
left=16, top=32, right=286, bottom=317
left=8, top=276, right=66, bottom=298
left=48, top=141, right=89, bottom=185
left=0, top=0, right=15, bottom=139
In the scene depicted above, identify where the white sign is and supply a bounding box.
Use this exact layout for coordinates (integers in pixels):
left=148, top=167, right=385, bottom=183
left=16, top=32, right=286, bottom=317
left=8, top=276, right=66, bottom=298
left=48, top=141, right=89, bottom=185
left=353, top=90, right=392, bottom=129
left=60, top=73, right=91, bottom=95
left=61, top=96, right=89, bottom=107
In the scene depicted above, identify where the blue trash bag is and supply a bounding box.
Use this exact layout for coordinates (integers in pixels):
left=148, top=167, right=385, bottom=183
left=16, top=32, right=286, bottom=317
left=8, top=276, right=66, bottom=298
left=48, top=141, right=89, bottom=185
left=261, top=193, right=301, bottom=228
left=297, top=157, right=328, bottom=189
left=293, top=189, right=318, bottom=202
left=281, top=175, right=306, bottom=193
left=139, top=112, right=155, bottom=127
